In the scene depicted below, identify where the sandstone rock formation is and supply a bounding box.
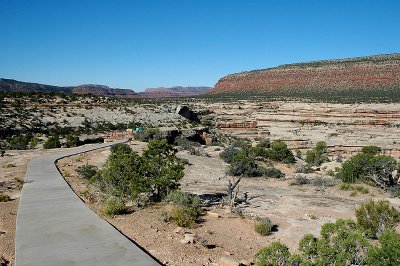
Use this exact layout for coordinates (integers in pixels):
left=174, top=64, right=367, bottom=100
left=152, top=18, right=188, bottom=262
left=212, top=54, right=400, bottom=97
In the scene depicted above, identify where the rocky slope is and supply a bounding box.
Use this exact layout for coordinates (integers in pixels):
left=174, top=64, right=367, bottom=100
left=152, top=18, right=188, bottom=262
left=212, top=54, right=400, bottom=96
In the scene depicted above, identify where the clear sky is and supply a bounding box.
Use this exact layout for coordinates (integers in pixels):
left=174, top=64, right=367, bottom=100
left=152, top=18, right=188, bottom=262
left=1, top=0, right=399, bottom=91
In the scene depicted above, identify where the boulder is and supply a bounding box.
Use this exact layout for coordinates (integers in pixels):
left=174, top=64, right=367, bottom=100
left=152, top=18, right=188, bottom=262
left=176, top=105, right=200, bottom=123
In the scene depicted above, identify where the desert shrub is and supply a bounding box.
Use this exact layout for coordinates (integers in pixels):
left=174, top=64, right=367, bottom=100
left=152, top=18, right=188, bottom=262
left=110, top=143, right=132, bottom=154
left=166, top=190, right=202, bottom=227
left=29, top=136, right=39, bottom=149
left=255, top=203, right=400, bottom=266
left=362, top=145, right=382, bottom=155
left=254, top=241, right=292, bottom=266
left=354, top=185, right=369, bottom=194
left=311, top=176, right=337, bottom=187
left=340, top=183, right=352, bottom=190
left=366, top=229, right=400, bottom=266
left=251, top=140, right=294, bottom=163
left=165, top=190, right=201, bottom=209
left=95, top=140, right=184, bottom=201
left=264, top=167, right=284, bottom=179
left=136, top=128, right=164, bottom=142
left=256, top=138, right=271, bottom=148
left=305, top=141, right=328, bottom=166
left=0, top=194, right=11, bottom=202
left=355, top=199, right=400, bottom=239
left=252, top=145, right=269, bottom=158
left=267, top=140, right=295, bottom=163
left=170, top=206, right=197, bottom=227
left=65, top=135, right=80, bottom=148
left=299, top=219, right=370, bottom=265
left=103, top=196, right=125, bottom=216
left=295, top=164, right=314, bottom=173
left=254, top=217, right=272, bottom=236
left=340, top=152, right=396, bottom=184
left=75, top=164, right=98, bottom=179
left=290, top=175, right=309, bottom=186
left=228, top=151, right=265, bottom=177
left=43, top=136, right=61, bottom=149
left=9, top=135, right=31, bottom=150
left=220, top=146, right=242, bottom=163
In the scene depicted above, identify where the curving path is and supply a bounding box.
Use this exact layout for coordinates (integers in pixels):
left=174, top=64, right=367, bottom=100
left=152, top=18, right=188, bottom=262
left=15, top=141, right=160, bottom=266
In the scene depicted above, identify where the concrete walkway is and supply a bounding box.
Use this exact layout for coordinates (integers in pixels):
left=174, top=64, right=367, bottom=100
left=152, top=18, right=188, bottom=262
left=15, top=141, right=160, bottom=266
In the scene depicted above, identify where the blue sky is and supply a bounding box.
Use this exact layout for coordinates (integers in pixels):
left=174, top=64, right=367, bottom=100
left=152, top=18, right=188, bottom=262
left=1, top=0, right=399, bottom=91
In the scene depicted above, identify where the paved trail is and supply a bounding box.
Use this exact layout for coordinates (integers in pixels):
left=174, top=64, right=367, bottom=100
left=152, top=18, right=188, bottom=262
left=15, top=141, right=160, bottom=266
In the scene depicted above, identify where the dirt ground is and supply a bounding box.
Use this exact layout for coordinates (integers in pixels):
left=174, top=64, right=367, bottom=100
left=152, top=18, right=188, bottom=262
left=0, top=148, right=60, bottom=264
left=56, top=141, right=400, bottom=265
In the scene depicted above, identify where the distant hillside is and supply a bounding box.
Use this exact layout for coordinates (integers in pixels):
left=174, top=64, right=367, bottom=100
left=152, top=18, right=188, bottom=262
left=212, top=54, right=400, bottom=99
left=0, top=78, right=72, bottom=94
left=142, top=86, right=211, bottom=97
left=0, top=78, right=211, bottom=98
left=0, top=78, right=137, bottom=97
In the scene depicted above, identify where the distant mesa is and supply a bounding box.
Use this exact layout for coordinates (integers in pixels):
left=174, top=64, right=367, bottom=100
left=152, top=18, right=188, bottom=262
left=0, top=78, right=211, bottom=98
left=212, top=53, right=400, bottom=95
left=140, top=86, right=211, bottom=98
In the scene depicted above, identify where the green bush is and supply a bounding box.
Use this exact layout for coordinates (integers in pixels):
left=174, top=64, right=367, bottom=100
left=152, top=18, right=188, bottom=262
left=256, top=138, right=271, bottom=148
left=95, top=140, right=184, bottom=201
left=362, top=145, right=382, bottom=155
left=228, top=151, right=264, bottom=177
left=340, top=152, right=396, bottom=184
left=29, top=136, right=39, bottom=149
left=75, top=164, right=98, bottom=179
left=166, top=190, right=202, bottom=227
left=103, top=196, right=125, bottom=216
left=219, top=146, right=241, bottom=163
left=65, top=135, right=80, bottom=148
left=43, top=136, right=61, bottom=149
left=0, top=194, right=11, bottom=202
left=264, top=167, right=284, bottom=179
left=254, top=218, right=272, bottom=236
left=299, top=219, right=370, bottom=265
left=305, top=141, right=328, bottom=166
left=366, top=229, right=400, bottom=266
left=9, top=135, right=31, bottom=150
left=110, top=143, right=132, bottom=154
left=255, top=202, right=400, bottom=266
left=267, top=140, right=295, bottom=163
left=254, top=241, right=292, bottom=266
left=355, top=199, right=400, bottom=239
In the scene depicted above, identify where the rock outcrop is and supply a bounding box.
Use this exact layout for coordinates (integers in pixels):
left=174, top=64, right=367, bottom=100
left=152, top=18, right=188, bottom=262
left=212, top=54, right=400, bottom=97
